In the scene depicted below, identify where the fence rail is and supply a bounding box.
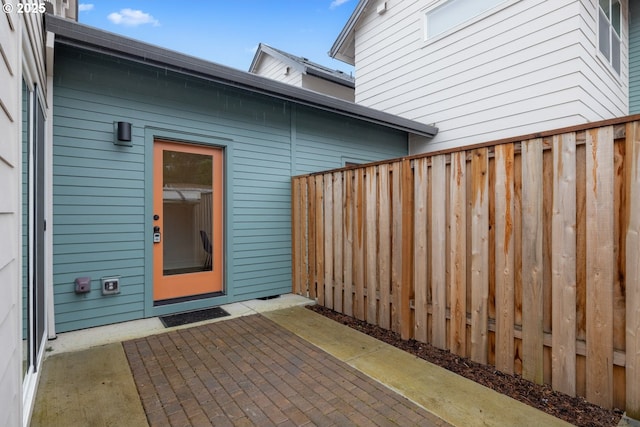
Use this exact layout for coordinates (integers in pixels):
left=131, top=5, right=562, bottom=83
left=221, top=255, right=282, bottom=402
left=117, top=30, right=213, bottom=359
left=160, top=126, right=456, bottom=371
left=291, top=116, right=640, bottom=416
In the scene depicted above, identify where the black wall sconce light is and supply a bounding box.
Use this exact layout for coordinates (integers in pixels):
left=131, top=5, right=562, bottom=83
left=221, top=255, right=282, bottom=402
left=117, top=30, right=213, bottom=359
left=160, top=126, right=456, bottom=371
left=114, top=121, right=133, bottom=146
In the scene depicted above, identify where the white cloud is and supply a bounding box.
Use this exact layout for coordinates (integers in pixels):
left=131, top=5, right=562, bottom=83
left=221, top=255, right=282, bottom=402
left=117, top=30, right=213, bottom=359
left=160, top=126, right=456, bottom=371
left=107, top=8, right=160, bottom=27
left=330, top=0, right=349, bottom=9
left=78, top=3, right=94, bottom=12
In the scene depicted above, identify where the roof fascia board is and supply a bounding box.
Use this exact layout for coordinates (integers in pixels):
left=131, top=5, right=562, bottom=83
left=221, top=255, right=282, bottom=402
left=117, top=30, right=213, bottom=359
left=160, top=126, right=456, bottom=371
left=260, top=44, right=307, bottom=74
left=45, top=14, right=436, bottom=138
left=247, top=46, right=265, bottom=73
left=329, top=0, right=370, bottom=64
left=249, top=43, right=306, bottom=75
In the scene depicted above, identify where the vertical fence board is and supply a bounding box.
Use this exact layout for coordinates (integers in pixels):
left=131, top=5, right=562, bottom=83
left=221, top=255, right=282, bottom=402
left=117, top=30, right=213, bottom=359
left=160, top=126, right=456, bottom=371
left=450, top=151, right=467, bottom=356
left=292, top=178, right=301, bottom=295
left=626, top=121, right=640, bottom=419
left=343, top=170, right=354, bottom=316
left=551, top=133, right=577, bottom=396
left=391, top=162, right=403, bottom=334
left=300, top=179, right=309, bottom=297
left=513, top=148, right=523, bottom=375
left=401, top=159, right=414, bottom=340
left=576, top=142, right=587, bottom=397
left=471, top=148, right=489, bottom=364
left=379, top=164, right=392, bottom=330
left=366, top=166, right=378, bottom=324
left=414, top=158, right=429, bottom=342
left=488, top=154, right=497, bottom=367
left=354, top=168, right=365, bottom=320
left=522, top=138, right=544, bottom=384
left=585, top=126, right=614, bottom=409
left=324, top=174, right=334, bottom=309
left=333, top=173, right=343, bottom=312
left=543, top=146, right=554, bottom=386
left=495, top=144, right=515, bottom=374
left=315, top=175, right=325, bottom=305
left=613, top=134, right=626, bottom=417
left=308, top=176, right=317, bottom=300
left=431, top=155, right=447, bottom=349
left=613, top=139, right=627, bottom=359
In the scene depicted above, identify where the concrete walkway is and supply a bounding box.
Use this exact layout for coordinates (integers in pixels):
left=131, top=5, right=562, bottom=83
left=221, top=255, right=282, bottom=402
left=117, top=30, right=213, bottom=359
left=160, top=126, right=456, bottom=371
left=31, top=295, right=573, bottom=427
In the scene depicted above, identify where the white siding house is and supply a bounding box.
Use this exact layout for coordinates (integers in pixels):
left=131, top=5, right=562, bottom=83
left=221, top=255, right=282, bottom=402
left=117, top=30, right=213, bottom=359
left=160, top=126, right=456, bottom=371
left=0, top=5, right=23, bottom=426
left=0, top=1, right=75, bottom=425
left=250, top=43, right=355, bottom=101
left=331, top=0, right=629, bottom=153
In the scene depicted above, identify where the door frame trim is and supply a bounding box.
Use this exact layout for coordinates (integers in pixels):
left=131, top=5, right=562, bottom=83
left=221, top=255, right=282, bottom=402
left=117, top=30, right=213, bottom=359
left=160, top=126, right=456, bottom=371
left=143, top=127, right=234, bottom=318
left=152, top=140, right=224, bottom=301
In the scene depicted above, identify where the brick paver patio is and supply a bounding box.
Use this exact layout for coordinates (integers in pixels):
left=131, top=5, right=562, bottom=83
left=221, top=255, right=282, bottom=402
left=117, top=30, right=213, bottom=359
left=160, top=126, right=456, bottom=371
left=124, top=314, right=449, bottom=427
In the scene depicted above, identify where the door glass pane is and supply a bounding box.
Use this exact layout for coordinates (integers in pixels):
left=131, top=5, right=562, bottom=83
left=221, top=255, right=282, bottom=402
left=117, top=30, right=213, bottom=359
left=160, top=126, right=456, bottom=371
left=163, top=150, right=213, bottom=275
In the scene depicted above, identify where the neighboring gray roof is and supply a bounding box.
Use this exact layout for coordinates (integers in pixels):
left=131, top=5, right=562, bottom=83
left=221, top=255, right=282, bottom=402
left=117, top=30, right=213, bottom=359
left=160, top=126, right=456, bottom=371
left=45, top=15, right=437, bottom=138
left=329, top=0, right=371, bottom=65
left=249, top=43, right=355, bottom=88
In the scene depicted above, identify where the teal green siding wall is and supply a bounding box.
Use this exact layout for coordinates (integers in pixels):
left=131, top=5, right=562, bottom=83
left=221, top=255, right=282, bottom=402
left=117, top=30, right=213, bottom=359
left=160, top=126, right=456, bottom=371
left=630, top=0, right=640, bottom=114
left=52, top=45, right=407, bottom=332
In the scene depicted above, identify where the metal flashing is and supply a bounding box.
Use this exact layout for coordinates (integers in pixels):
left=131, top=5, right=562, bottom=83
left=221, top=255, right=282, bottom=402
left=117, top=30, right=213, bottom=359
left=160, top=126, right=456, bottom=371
left=45, top=14, right=437, bottom=138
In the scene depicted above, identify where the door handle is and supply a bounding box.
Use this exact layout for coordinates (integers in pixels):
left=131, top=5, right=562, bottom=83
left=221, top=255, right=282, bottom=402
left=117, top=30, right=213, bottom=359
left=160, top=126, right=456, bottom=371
left=153, top=226, right=161, bottom=243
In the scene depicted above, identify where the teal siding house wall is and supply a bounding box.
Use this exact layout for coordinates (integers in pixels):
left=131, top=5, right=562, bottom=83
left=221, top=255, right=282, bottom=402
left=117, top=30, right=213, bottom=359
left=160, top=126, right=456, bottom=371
left=48, top=18, right=437, bottom=333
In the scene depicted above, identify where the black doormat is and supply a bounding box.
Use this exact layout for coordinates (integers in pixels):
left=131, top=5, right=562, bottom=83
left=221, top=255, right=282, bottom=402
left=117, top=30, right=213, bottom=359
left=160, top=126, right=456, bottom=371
left=160, top=307, right=230, bottom=328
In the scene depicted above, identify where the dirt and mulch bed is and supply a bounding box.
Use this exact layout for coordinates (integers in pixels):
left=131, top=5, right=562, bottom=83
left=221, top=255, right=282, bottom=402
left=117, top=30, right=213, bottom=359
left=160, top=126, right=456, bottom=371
left=307, top=304, right=624, bottom=427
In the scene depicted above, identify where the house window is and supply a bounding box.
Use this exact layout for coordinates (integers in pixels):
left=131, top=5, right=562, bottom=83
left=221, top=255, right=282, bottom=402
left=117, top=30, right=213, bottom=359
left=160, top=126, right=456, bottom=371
left=424, top=0, right=507, bottom=40
left=598, top=0, right=622, bottom=74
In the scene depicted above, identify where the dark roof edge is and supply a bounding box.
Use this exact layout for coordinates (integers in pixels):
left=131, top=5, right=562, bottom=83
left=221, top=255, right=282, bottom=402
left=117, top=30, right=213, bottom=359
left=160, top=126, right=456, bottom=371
left=45, top=14, right=437, bottom=138
left=305, top=67, right=356, bottom=89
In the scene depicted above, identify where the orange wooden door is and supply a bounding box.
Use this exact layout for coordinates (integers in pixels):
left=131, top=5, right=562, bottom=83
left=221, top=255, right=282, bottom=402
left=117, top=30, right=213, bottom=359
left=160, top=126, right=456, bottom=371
left=153, top=140, right=224, bottom=301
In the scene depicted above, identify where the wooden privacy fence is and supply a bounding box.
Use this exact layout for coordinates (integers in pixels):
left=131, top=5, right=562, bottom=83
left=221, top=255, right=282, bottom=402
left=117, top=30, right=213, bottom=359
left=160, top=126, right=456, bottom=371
left=291, top=117, right=640, bottom=416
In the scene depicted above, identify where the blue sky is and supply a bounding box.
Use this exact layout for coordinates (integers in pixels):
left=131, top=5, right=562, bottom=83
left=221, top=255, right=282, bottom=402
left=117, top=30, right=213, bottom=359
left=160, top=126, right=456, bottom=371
left=78, top=1, right=356, bottom=74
